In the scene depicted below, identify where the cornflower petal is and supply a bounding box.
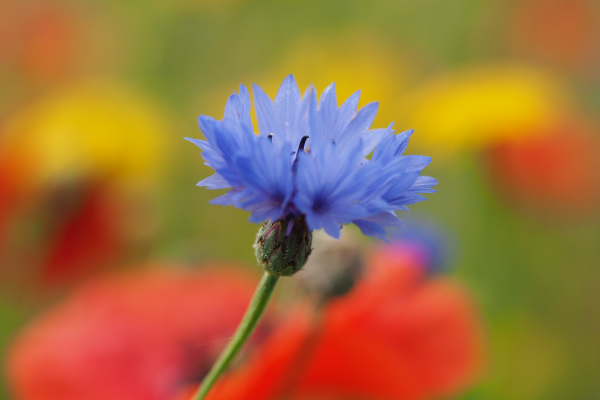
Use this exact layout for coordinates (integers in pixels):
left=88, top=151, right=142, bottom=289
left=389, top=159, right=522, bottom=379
left=210, top=190, right=246, bottom=207
left=318, top=83, right=339, bottom=134
left=405, top=155, right=432, bottom=172
left=394, top=129, right=414, bottom=156
left=197, top=173, right=230, bottom=190
left=233, top=139, right=295, bottom=222
left=291, top=85, right=313, bottom=146
left=332, top=90, right=361, bottom=136
left=409, top=176, right=439, bottom=193
left=252, top=84, right=279, bottom=137
left=295, top=141, right=373, bottom=232
left=353, top=211, right=404, bottom=241
left=224, top=84, right=253, bottom=135
left=274, top=75, right=301, bottom=143
left=337, top=101, right=379, bottom=148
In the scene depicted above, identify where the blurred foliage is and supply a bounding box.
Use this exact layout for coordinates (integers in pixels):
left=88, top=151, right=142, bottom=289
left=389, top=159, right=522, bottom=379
left=1, top=0, right=600, bottom=399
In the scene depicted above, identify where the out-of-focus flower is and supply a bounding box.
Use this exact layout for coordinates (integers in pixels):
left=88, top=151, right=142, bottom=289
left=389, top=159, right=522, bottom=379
left=206, top=244, right=485, bottom=400
left=0, top=81, right=170, bottom=285
left=1, top=80, right=167, bottom=188
left=509, top=0, right=600, bottom=71
left=197, top=32, right=408, bottom=134
left=296, top=230, right=365, bottom=303
left=386, top=215, right=455, bottom=273
left=265, top=32, right=409, bottom=127
left=399, top=66, right=572, bottom=156
left=5, top=265, right=270, bottom=400
left=484, top=121, right=600, bottom=217
left=5, top=243, right=484, bottom=400
left=0, top=1, right=83, bottom=83
left=186, top=75, right=436, bottom=239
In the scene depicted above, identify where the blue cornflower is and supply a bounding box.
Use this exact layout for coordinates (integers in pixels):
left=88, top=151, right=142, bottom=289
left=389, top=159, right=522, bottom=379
left=185, top=75, right=437, bottom=240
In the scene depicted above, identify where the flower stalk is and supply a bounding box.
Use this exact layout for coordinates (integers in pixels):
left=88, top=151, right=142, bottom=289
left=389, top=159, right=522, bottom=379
left=192, top=271, right=279, bottom=400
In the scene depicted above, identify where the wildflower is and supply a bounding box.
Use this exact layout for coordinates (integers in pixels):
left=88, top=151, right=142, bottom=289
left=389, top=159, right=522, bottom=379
left=383, top=215, right=454, bottom=273
left=510, top=0, right=597, bottom=70
left=0, top=81, right=169, bottom=286
left=186, top=75, right=436, bottom=240
left=399, top=66, right=570, bottom=156
left=296, top=230, right=364, bottom=302
left=258, top=31, right=407, bottom=126
left=206, top=239, right=485, bottom=400
left=5, top=265, right=271, bottom=400
left=184, top=76, right=439, bottom=400
left=0, top=1, right=81, bottom=82
left=5, top=249, right=484, bottom=400
left=485, top=121, right=600, bottom=217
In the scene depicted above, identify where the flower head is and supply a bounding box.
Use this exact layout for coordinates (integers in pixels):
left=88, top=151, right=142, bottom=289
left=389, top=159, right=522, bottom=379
left=5, top=265, right=270, bottom=400
left=0, top=81, right=169, bottom=286
left=401, top=66, right=569, bottom=156
left=485, top=120, right=600, bottom=217
left=206, top=242, right=485, bottom=400
left=186, top=75, right=436, bottom=239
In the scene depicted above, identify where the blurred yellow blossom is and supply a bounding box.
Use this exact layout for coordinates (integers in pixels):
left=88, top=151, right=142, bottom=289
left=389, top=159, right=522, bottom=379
left=217, top=31, right=411, bottom=130
left=0, top=80, right=171, bottom=286
left=398, top=65, right=573, bottom=156
left=195, top=32, right=410, bottom=136
left=0, top=80, right=170, bottom=192
left=274, top=32, right=409, bottom=121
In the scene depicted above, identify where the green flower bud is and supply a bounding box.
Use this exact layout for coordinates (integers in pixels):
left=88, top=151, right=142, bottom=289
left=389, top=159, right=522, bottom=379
left=254, top=216, right=313, bottom=277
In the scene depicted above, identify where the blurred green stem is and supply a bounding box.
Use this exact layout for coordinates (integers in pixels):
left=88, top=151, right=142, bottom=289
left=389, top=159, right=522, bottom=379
left=192, top=271, right=279, bottom=400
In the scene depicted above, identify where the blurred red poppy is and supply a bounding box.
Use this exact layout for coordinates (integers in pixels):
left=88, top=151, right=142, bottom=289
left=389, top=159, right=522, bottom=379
left=5, top=265, right=269, bottom=400
left=0, top=152, right=29, bottom=249
left=0, top=1, right=82, bottom=82
left=6, top=248, right=484, bottom=400
left=510, top=0, right=599, bottom=71
left=485, top=121, right=600, bottom=217
left=204, top=247, right=485, bottom=400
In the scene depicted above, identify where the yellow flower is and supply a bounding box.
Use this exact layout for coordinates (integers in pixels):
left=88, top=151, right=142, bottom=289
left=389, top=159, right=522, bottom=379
left=397, top=65, right=572, bottom=156
left=255, top=31, right=410, bottom=128
left=0, top=80, right=170, bottom=192
left=195, top=31, right=409, bottom=135
left=0, top=80, right=172, bottom=285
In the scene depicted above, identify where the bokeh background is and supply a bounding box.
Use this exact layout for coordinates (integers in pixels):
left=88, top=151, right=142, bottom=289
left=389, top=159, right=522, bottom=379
left=1, top=0, right=600, bottom=399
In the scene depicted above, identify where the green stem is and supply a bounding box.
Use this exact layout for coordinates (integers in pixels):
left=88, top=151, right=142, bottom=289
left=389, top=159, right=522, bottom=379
left=192, top=271, right=279, bottom=400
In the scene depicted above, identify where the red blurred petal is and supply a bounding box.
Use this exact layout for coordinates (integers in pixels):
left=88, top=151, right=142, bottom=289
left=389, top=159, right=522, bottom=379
left=0, top=152, right=30, bottom=251
left=6, top=266, right=265, bottom=400
left=486, top=122, right=600, bottom=216
left=41, top=185, right=122, bottom=285
left=510, top=0, right=599, bottom=69
left=208, top=254, right=485, bottom=400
